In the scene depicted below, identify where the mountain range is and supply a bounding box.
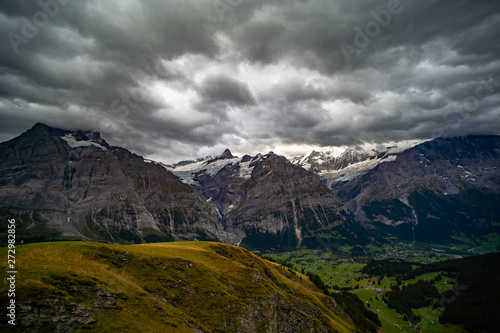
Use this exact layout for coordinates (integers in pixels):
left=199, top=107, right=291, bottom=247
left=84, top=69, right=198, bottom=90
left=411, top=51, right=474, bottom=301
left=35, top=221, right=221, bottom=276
left=1, top=123, right=499, bottom=248
left=293, top=137, right=500, bottom=243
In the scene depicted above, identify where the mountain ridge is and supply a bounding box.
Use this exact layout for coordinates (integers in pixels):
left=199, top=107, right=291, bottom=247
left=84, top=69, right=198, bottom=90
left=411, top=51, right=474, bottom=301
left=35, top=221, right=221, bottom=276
left=1, top=123, right=499, bottom=247
left=328, top=136, right=500, bottom=243
left=0, top=123, right=223, bottom=244
left=0, top=123, right=361, bottom=249
left=168, top=150, right=363, bottom=249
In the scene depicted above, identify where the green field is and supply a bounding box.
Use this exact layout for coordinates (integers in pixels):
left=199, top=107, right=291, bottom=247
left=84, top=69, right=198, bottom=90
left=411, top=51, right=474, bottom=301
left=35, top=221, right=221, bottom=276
left=263, top=249, right=465, bottom=333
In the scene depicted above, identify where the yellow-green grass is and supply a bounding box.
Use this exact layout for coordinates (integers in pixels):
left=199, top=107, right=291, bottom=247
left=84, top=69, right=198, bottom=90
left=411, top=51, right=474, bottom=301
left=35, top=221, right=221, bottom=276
left=0, top=241, right=354, bottom=332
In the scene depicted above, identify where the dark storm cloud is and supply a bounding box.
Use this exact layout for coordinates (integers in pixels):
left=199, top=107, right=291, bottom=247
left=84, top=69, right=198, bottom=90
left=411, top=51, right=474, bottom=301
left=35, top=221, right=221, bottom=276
left=232, top=18, right=286, bottom=64
left=197, top=73, right=255, bottom=106
left=0, top=0, right=499, bottom=161
left=0, top=0, right=229, bottom=149
left=235, top=0, right=500, bottom=146
left=266, top=78, right=327, bottom=103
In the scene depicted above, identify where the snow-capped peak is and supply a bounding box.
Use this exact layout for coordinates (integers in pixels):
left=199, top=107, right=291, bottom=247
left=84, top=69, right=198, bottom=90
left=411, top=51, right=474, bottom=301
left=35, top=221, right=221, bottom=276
left=164, top=149, right=241, bottom=185
left=292, top=140, right=428, bottom=187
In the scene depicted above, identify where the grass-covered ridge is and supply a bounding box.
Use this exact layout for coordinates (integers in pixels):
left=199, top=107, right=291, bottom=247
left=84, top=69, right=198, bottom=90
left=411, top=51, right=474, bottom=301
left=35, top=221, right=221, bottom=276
left=0, top=241, right=355, bottom=332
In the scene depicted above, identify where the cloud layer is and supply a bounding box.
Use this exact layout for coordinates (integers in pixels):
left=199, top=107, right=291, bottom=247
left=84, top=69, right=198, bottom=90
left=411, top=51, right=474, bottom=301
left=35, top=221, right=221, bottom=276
left=1, top=0, right=499, bottom=162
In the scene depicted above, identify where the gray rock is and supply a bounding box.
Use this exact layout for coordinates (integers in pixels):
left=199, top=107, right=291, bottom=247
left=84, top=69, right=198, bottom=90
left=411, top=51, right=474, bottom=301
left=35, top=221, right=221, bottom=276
left=17, top=298, right=95, bottom=332
left=94, top=290, right=117, bottom=309
left=0, top=123, right=361, bottom=248
left=0, top=123, right=221, bottom=243
left=329, top=136, right=500, bottom=242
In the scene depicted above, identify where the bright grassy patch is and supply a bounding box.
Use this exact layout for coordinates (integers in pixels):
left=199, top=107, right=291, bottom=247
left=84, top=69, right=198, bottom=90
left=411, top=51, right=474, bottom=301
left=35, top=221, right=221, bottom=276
left=0, top=241, right=355, bottom=333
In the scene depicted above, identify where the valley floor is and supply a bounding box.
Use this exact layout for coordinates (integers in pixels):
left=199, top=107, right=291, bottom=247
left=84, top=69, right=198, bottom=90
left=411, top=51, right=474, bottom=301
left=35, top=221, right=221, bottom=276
left=262, top=240, right=500, bottom=333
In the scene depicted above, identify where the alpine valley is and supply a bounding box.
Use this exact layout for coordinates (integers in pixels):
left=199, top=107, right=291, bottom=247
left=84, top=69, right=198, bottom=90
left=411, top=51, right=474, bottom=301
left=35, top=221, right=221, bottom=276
left=2, top=123, right=500, bottom=333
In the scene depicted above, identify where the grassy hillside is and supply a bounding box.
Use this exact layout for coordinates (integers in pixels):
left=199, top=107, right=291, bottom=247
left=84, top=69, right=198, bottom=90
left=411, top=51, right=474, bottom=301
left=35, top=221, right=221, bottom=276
left=0, top=241, right=355, bottom=332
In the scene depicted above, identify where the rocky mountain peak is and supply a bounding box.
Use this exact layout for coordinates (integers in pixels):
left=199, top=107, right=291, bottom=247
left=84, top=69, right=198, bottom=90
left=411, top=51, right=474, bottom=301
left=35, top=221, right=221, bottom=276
left=23, top=122, right=64, bottom=139
left=71, top=129, right=106, bottom=144
left=24, top=122, right=110, bottom=150
left=0, top=123, right=222, bottom=245
left=220, top=148, right=234, bottom=159
left=202, top=149, right=237, bottom=166
left=241, top=154, right=253, bottom=163
left=31, top=122, right=55, bottom=132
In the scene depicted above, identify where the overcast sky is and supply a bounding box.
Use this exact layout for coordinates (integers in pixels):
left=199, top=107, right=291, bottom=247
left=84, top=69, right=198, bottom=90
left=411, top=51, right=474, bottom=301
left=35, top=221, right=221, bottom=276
left=1, top=0, right=500, bottom=163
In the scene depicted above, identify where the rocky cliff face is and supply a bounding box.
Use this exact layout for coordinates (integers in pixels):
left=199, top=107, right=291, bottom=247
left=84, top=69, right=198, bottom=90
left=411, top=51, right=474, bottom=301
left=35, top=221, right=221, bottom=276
left=0, top=123, right=363, bottom=248
left=6, top=123, right=495, bottom=247
left=0, top=123, right=221, bottom=244
left=328, top=136, right=500, bottom=243
left=169, top=152, right=365, bottom=249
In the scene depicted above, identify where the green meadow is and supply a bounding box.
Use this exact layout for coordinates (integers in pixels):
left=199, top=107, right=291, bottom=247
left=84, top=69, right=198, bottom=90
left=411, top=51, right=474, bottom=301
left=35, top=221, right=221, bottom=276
left=264, top=249, right=464, bottom=333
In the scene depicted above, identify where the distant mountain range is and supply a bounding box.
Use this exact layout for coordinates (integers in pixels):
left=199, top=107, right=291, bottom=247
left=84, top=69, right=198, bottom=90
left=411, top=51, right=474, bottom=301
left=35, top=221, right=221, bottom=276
left=291, top=140, right=424, bottom=186
left=293, top=137, right=500, bottom=243
left=1, top=123, right=499, bottom=248
left=0, top=123, right=357, bottom=249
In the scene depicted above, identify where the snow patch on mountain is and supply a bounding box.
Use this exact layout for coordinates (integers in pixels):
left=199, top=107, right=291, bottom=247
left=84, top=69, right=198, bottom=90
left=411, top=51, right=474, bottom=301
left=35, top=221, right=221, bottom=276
left=201, top=157, right=241, bottom=176
left=166, top=155, right=241, bottom=185
left=292, top=147, right=347, bottom=167
left=292, top=140, right=427, bottom=188
left=61, top=133, right=107, bottom=151
left=239, top=160, right=254, bottom=179
left=292, top=140, right=426, bottom=169
left=321, top=155, right=397, bottom=187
